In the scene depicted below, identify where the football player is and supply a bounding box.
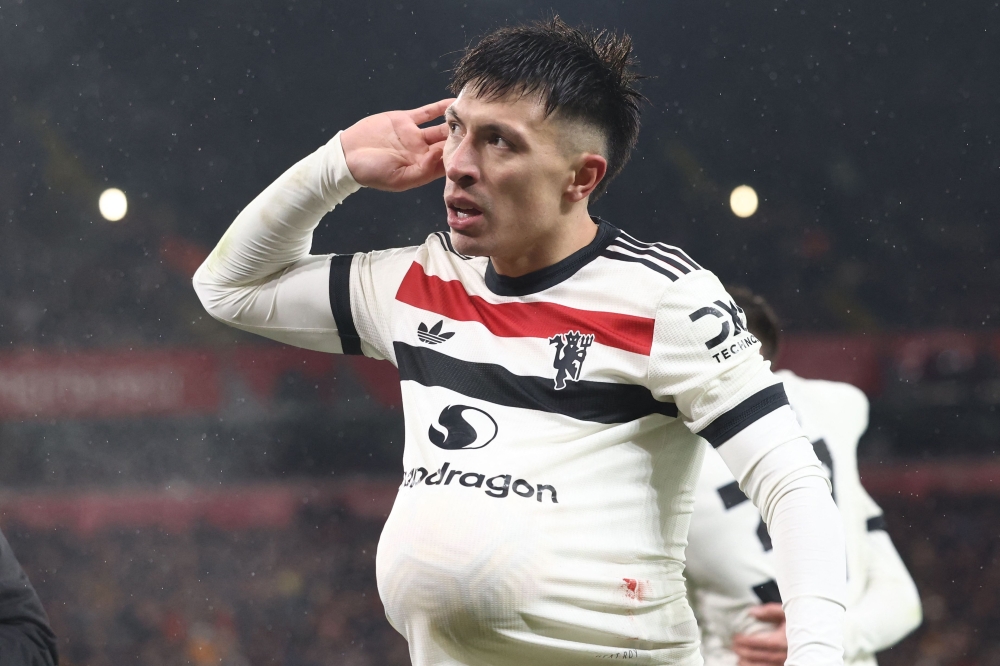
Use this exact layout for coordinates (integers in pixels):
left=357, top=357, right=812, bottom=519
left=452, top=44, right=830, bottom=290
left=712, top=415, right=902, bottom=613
left=195, top=19, right=847, bottom=665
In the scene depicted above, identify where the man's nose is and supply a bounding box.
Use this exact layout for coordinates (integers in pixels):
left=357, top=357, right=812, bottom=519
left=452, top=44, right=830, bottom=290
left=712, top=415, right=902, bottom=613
left=445, top=136, right=480, bottom=184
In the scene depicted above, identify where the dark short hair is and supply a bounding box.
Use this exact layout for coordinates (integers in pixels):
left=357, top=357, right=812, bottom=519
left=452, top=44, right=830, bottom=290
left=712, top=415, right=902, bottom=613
left=727, top=286, right=781, bottom=362
left=449, top=17, right=644, bottom=200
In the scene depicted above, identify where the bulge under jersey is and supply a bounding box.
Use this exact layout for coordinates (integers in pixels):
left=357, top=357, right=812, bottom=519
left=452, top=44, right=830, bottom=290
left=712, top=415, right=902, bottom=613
left=193, top=132, right=847, bottom=666
left=363, top=225, right=722, bottom=665
left=345, top=214, right=777, bottom=665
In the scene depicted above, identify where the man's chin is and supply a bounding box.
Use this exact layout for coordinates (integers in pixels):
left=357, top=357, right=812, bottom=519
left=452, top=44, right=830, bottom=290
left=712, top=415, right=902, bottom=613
left=449, top=230, right=491, bottom=258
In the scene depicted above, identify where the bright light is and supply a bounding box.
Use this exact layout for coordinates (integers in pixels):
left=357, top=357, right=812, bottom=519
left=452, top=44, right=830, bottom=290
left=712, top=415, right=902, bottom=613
left=729, top=185, right=758, bottom=218
left=99, top=188, right=128, bottom=222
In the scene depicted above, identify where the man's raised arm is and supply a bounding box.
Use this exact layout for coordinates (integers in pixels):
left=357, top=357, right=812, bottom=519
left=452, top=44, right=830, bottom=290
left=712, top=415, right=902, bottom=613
left=192, top=99, right=451, bottom=352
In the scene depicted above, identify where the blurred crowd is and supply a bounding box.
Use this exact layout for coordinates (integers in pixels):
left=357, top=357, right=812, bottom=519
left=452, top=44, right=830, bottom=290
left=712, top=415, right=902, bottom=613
left=875, top=495, right=1000, bottom=666
left=0, top=493, right=993, bottom=666
left=8, top=506, right=410, bottom=666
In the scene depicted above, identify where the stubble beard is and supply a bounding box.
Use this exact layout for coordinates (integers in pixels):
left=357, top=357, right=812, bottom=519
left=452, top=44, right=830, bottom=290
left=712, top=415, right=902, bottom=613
left=448, top=229, right=493, bottom=258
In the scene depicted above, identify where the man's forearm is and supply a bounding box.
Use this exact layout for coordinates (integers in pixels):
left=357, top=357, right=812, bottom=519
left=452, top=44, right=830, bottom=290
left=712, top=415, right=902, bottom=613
left=191, top=133, right=362, bottom=351
left=195, top=132, right=360, bottom=289
left=768, top=476, right=846, bottom=665
left=734, top=427, right=847, bottom=665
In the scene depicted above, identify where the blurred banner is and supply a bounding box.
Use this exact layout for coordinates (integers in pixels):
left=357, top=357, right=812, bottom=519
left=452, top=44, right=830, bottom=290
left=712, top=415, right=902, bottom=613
left=0, top=478, right=399, bottom=535
left=0, top=349, right=221, bottom=419
left=0, top=347, right=401, bottom=420
left=0, top=465, right=996, bottom=537
left=0, top=332, right=995, bottom=419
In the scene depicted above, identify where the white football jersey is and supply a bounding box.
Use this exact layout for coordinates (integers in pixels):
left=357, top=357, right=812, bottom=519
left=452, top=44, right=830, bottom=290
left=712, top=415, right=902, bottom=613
left=193, top=133, right=846, bottom=666
left=345, top=222, right=790, bottom=666
left=686, top=370, right=919, bottom=666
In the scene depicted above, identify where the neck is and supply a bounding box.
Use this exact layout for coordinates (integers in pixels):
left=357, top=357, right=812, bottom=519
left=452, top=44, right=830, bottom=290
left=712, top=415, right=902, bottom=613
left=491, top=208, right=599, bottom=278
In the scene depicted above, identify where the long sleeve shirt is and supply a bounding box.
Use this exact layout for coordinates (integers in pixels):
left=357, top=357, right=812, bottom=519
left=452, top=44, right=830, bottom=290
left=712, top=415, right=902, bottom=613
left=194, top=133, right=847, bottom=666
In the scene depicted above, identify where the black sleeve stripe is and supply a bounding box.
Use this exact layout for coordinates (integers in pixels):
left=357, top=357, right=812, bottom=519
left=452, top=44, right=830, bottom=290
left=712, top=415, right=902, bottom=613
left=867, top=514, right=888, bottom=532
left=698, top=383, right=790, bottom=448
left=328, top=254, right=363, bottom=356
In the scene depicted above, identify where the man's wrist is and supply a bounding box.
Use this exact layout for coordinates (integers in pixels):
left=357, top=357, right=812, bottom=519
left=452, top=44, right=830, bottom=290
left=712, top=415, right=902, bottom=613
left=321, top=132, right=364, bottom=207
left=783, top=596, right=845, bottom=666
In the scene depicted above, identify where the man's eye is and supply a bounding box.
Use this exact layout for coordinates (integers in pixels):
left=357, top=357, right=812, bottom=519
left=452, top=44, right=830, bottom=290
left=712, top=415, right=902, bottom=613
left=448, top=122, right=461, bottom=134
left=489, top=134, right=510, bottom=149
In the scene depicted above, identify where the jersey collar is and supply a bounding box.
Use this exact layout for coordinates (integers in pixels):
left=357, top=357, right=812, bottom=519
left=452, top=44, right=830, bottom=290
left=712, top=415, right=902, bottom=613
left=484, top=219, right=619, bottom=297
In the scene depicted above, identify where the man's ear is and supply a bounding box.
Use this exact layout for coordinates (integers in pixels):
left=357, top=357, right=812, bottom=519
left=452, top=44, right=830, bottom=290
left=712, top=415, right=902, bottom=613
left=566, top=153, right=608, bottom=203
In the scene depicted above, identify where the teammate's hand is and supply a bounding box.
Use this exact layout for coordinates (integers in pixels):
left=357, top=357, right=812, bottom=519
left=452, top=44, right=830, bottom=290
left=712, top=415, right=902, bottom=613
left=340, top=98, right=455, bottom=192
left=731, top=603, right=787, bottom=666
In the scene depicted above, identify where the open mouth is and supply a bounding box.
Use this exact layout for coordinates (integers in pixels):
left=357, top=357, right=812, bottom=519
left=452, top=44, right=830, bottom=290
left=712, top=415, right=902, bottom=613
left=446, top=202, right=484, bottom=230
left=451, top=204, right=481, bottom=219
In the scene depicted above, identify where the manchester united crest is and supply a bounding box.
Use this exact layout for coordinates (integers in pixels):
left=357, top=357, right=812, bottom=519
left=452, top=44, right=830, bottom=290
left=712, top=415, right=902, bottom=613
left=548, top=330, right=594, bottom=390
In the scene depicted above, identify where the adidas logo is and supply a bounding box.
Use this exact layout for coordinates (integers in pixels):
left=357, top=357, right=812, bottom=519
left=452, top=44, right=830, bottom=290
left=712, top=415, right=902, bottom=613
left=417, top=321, right=455, bottom=345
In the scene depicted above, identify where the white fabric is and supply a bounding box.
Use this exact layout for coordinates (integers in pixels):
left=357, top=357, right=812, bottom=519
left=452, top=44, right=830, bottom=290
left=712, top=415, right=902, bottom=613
left=842, top=527, right=923, bottom=663
left=741, top=437, right=845, bottom=607
left=686, top=371, right=921, bottom=666
left=646, top=271, right=779, bottom=434
left=713, top=404, right=806, bottom=489
left=194, top=135, right=848, bottom=665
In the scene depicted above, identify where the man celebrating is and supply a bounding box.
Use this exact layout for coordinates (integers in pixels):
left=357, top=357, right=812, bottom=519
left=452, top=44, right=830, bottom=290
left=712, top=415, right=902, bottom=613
left=195, top=18, right=846, bottom=665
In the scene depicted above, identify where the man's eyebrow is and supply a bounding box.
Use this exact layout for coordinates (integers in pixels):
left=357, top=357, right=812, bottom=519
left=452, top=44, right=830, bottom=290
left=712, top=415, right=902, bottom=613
left=445, top=109, right=527, bottom=144
left=480, top=121, right=526, bottom=144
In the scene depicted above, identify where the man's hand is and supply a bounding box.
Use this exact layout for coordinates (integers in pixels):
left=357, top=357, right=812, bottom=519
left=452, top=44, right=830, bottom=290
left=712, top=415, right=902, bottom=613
left=340, top=98, right=454, bottom=192
left=732, top=603, right=788, bottom=666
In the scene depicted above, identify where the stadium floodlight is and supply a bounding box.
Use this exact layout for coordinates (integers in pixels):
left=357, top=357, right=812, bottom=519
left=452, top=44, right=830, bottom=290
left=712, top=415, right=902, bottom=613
left=729, top=185, right=758, bottom=218
left=99, top=188, right=128, bottom=222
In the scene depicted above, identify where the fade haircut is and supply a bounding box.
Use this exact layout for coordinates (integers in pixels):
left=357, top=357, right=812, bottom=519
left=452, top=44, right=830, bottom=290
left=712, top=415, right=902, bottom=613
left=727, top=286, right=782, bottom=362
left=449, top=17, right=644, bottom=200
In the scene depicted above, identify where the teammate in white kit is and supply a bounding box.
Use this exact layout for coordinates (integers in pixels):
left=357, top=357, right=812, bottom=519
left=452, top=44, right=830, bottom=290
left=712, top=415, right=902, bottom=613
left=685, top=288, right=922, bottom=666
left=194, top=18, right=848, bottom=665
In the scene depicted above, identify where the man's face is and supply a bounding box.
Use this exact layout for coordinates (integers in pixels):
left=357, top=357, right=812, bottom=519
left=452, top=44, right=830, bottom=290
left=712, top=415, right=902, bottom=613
left=442, top=90, right=593, bottom=262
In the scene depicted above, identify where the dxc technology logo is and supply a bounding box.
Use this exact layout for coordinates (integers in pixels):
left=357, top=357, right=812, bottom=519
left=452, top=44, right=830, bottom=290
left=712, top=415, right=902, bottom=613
left=688, top=299, right=748, bottom=349
left=428, top=405, right=498, bottom=450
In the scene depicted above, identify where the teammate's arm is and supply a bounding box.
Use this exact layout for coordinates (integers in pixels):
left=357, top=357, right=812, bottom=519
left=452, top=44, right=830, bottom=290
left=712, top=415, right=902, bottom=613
left=649, top=273, right=846, bottom=666
left=192, top=100, right=451, bottom=353
left=842, top=498, right=922, bottom=660
left=730, top=512, right=922, bottom=665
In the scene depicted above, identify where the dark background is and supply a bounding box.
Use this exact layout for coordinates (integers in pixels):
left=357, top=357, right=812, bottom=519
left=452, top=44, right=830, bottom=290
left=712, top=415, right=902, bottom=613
left=1, top=1, right=998, bottom=664
left=3, top=0, right=998, bottom=341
